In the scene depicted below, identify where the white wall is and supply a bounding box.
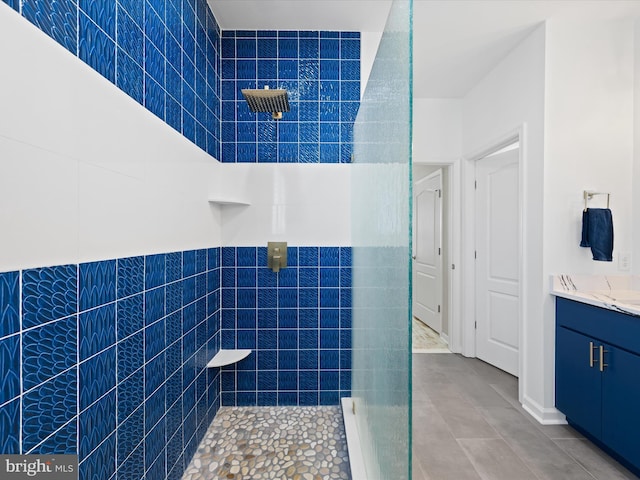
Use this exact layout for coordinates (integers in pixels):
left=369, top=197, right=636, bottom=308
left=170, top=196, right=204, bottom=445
left=413, top=99, right=462, bottom=163
left=462, top=24, right=548, bottom=421
left=0, top=5, right=353, bottom=273
left=633, top=20, right=640, bottom=276
left=0, top=5, right=224, bottom=272
left=543, top=17, right=636, bottom=412
left=544, top=19, right=635, bottom=274
left=218, top=163, right=351, bottom=247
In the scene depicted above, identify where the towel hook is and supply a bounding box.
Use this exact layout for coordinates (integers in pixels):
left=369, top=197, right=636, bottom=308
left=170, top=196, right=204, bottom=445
left=583, top=191, right=610, bottom=212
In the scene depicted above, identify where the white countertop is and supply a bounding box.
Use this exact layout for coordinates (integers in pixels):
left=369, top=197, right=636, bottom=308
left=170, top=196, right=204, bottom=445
left=551, top=275, right=640, bottom=316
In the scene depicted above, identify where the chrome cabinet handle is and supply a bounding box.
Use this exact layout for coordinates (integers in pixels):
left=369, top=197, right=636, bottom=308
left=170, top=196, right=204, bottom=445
left=599, top=345, right=608, bottom=372
left=589, top=341, right=596, bottom=368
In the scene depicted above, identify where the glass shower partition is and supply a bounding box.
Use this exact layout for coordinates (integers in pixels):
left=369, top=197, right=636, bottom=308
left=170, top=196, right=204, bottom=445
left=351, top=0, right=413, bottom=479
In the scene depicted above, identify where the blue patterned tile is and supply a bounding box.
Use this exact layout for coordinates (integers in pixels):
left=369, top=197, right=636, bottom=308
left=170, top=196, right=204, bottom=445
left=0, top=335, right=19, bottom=405
left=116, top=6, right=143, bottom=61
left=166, top=252, right=183, bottom=282
left=320, top=391, right=339, bottom=406
left=0, top=398, right=20, bottom=454
left=22, top=265, right=77, bottom=329
left=145, top=385, right=166, bottom=433
left=145, top=1, right=165, bottom=51
left=166, top=281, right=183, bottom=315
left=299, top=329, right=318, bottom=349
left=79, top=304, right=115, bottom=360
left=118, top=49, right=145, bottom=104
left=119, top=0, right=143, bottom=27
left=320, top=329, right=339, bottom=349
left=22, top=0, right=77, bottom=54
left=166, top=311, right=182, bottom=347
left=145, top=318, right=166, bottom=361
left=145, top=352, right=165, bottom=397
left=299, top=349, right=318, bottom=370
left=145, top=254, right=166, bottom=290
left=147, top=450, right=166, bottom=480
left=29, top=419, right=77, bottom=454
left=145, top=287, right=165, bottom=325
left=117, top=332, right=143, bottom=382
left=145, top=75, right=166, bottom=120
left=117, top=256, right=144, bottom=298
left=117, top=293, right=143, bottom=340
left=79, top=347, right=115, bottom=410
left=0, top=272, right=19, bottom=338
left=78, top=432, right=116, bottom=480
left=79, top=390, right=115, bottom=459
left=2, top=0, right=19, bottom=10
left=79, top=12, right=116, bottom=83
left=118, top=436, right=143, bottom=475
left=299, top=309, right=318, bottom=329
left=22, top=316, right=76, bottom=391
left=22, top=369, right=77, bottom=451
left=320, top=288, right=339, bottom=308
left=117, top=367, right=143, bottom=423
left=79, top=0, right=114, bottom=39
left=320, top=371, right=339, bottom=391
left=183, top=250, right=197, bottom=276
left=299, top=371, right=318, bottom=391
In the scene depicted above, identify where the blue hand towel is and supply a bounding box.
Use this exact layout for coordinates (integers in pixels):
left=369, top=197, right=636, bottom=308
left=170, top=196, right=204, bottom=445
left=580, top=208, right=613, bottom=261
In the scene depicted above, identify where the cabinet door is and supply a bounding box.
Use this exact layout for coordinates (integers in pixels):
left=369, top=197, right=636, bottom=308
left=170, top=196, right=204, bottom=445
left=556, top=326, right=602, bottom=439
left=602, top=344, right=640, bottom=469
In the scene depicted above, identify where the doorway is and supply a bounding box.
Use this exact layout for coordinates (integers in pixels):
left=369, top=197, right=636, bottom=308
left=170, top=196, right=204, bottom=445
left=412, top=165, right=451, bottom=352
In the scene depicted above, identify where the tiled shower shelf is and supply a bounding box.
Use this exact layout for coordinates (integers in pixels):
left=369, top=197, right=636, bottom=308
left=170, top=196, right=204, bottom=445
left=207, top=349, right=252, bottom=367
left=208, top=198, right=250, bottom=206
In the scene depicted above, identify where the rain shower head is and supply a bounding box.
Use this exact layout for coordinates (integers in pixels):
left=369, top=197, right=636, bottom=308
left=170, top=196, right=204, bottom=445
left=241, top=86, right=290, bottom=120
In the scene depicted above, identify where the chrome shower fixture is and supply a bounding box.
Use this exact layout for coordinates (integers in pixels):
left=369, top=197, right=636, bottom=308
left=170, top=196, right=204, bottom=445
left=241, top=86, right=290, bottom=120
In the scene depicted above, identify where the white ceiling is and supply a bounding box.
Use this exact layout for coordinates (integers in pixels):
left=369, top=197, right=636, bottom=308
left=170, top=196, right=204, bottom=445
left=208, top=0, right=640, bottom=98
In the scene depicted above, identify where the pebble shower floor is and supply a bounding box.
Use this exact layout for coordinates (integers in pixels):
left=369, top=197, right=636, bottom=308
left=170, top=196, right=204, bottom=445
left=181, top=406, right=351, bottom=479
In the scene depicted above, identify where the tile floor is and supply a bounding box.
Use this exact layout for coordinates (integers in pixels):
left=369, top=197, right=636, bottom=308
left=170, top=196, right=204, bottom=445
left=412, top=353, right=639, bottom=480
left=181, top=406, right=351, bottom=480
left=413, top=317, right=450, bottom=353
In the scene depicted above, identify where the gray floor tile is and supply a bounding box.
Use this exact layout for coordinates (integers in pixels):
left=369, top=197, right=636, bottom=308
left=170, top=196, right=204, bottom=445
left=413, top=402, right=452, bottom=438
left=555, top=439, right=639, bottom=480
left=479, top=406, right=595, bottom=480
left=457, top=438, right=538, bottom=480
left=413, top=432, right=483, bottom=480
left=428, top=386, right=500, bottom=439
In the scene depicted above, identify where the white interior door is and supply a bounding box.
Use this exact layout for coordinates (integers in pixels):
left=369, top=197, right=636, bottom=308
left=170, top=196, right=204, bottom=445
left=413, top=171, right=442, bottom=333
left=475, top=147, right=520, bottom=377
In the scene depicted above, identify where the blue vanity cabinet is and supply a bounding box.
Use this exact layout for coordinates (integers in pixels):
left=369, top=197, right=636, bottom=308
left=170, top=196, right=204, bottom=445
left=555, top=326, right=602, bottom=439
left=601, top=344, right=640, bottom=467
left=555, top=297, right=640, bottom=474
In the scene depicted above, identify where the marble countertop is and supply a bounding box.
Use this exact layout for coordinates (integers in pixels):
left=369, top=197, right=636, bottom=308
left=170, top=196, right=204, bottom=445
left=551, top=275, right=640, bottom=316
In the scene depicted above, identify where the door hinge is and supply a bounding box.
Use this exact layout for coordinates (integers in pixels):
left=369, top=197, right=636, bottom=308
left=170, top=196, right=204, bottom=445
left=438, top=247, right=441, bottom=255
left=474, top=180, right=477, bottom=189
left=451, top=264, right=455, bottom=270
left=475, top=321, right=477, bottom=329
left=438, top=189, right=442, bottom=198
left=474, top=251, right=477, bottom=259
left=437, top=305, right=441, bottom=313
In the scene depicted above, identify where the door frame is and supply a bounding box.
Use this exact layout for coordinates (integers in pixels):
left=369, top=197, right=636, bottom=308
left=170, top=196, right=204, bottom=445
left=412, top=162, right=461, bottom=351
left=413, top=168, right=443, bottom=334
left=460, top=125, right=526, bottom=403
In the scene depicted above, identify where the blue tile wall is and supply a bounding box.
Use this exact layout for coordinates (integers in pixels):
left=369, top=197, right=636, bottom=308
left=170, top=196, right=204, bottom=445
left=221, top=31, right=360, bottom=163
left=1, top=2, right=361, bottom=164
left=2, top=0, right=222, bottom=159
left=0, top=248, right=222, bottom=480
left=221, top=246, right=352, bottom=406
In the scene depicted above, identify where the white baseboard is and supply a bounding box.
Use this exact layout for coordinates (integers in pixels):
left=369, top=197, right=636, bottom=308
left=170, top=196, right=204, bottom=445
left=522, top=395, right=567, bottom=425
left=341, top=397, right=368, bottom=480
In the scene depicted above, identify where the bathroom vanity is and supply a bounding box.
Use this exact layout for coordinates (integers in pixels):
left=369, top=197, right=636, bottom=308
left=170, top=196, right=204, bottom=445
left=553, top=276, right=640, bottom=475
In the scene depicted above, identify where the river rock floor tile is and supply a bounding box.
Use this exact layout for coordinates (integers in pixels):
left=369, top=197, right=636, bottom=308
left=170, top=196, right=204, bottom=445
left=182, top=406, right=352, bottom=480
